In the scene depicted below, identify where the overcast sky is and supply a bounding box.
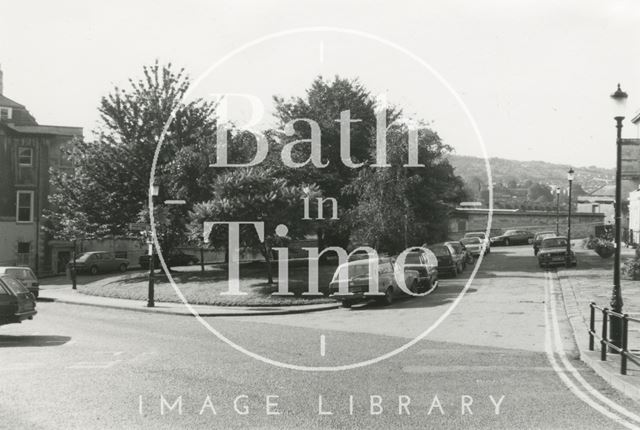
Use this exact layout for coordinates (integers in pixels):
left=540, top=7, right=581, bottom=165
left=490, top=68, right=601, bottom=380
left=1, top=0, right=639, bottom=168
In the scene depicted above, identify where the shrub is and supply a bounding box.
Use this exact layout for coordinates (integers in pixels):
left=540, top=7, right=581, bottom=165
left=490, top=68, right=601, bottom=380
left=592, top=238, right=615, bottom=258
left=622, top=253, right=640, bottom=280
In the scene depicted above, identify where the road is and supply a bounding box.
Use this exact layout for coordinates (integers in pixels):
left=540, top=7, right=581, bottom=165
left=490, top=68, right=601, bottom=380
left=1, top=246, right=639, bottom=429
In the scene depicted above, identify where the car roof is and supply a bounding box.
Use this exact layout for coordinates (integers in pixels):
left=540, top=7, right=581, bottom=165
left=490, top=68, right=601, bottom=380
left=337, top=257, right=392, bottom=268
left=0, top=266, right=34, bottom=271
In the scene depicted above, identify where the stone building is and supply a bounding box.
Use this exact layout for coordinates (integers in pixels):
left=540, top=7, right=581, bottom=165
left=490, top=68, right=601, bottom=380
left=0, top=66, right=82, bottom=273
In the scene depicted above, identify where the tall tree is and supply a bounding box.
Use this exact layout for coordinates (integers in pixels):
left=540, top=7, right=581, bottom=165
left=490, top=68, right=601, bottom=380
left=46, top=62, right=218, bottom=249
left=269, top=76, right=401, bottom=250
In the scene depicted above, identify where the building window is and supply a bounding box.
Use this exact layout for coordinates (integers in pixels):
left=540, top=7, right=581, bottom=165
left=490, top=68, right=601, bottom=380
left=18, top=147, right=32, bottom=166
left=0, top=107, right=12, bottom=120
left=16, top=191, right=34, bottom=223
left=16, top=242, right=31, bottom=266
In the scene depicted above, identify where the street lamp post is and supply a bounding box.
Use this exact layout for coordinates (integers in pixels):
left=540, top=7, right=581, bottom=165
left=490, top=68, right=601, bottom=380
left=566, top=169, right=574, bottom=268
left=610, top=83, right=629, bottom=349
left=147, top=184, right=159, bottom=308
left=71, top=238, right=77, bottom=290
left=555, top=187, right=561, bottom=235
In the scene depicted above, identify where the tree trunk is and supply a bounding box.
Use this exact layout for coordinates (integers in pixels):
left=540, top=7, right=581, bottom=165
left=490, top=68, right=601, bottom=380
left=262, top=243, right=274, bottom=285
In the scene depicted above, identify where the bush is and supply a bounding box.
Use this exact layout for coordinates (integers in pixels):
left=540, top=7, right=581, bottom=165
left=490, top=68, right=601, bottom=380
left=588, top=237, right=615, bottom=258
left=622, top=252, right=640, bottom=280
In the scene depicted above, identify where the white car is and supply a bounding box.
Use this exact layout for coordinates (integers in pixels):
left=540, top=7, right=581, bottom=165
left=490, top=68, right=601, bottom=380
left=460, top=237, right=484, bottom=257
left=463, top=232, right=491, bottom=254
left=0, top=266, right=39, bottom=298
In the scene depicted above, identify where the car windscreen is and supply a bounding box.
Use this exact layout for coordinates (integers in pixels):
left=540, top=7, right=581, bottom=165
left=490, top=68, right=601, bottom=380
left=5, top=268, right=36, bottom=280
left=447, top=243, right=462, bottom=252
left=76, top=253, right=94, bottom=262
left=460, top=238, right=481, bottom=245
left=1, top=277, right=29, bottom=294
left=428, top=246, right=449, bottom=257
left=541, top=238, right=567, bottom=248
left=404, top=253, right=423, bottom=264
left=465, top=233, right=485, bottom=239
left=332, top=263, right=373, bottom=281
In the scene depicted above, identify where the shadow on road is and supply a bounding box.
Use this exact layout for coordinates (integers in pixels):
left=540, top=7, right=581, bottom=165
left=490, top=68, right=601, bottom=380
left=0, top=335, right=71, bottom=347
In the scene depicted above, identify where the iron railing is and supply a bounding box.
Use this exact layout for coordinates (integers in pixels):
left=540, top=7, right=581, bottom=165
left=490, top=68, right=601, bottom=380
left=589, top=302, right=640, bottom=375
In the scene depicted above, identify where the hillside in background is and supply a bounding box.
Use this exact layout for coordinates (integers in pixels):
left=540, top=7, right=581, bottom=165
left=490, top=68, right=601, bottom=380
left=446, top=154, right=614, bottom=194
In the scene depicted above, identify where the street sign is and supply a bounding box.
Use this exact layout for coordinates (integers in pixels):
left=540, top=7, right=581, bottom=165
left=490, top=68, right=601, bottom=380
left=128, top=222, right=149, bottom=231
left=621, top=139, right=640, bottom=179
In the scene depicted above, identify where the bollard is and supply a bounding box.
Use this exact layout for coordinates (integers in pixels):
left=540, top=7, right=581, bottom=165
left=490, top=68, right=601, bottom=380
left=589, top=302, right=595, bottom=351
left=601, top=308, right=608, bottom=361
left=621, top=314, right=629, bottom=375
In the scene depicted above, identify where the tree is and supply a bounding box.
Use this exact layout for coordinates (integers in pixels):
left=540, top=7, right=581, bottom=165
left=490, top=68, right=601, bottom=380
left=269, top=76, right=401, bottom=251
left=346, top=124, right=466, bottom=253
left=46, top=61, right=218, bottom=253
left=187, top=168, right=320, bottom=284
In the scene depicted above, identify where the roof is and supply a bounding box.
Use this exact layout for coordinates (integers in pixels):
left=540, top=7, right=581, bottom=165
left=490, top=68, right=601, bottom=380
left=5, top=123, right=82, bottom=136
left=0, top=94, right=25, bottom=109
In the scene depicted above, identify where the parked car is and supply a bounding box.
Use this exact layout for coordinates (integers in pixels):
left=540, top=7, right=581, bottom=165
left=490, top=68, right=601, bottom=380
left=396, top=249, right=439, bottom=293
left=0, top=266, right=39, bottom=298
left=460, top=237, right=484, bottom=257
left=533, top=231, right=556, bottom=255
left=445, top=241, right=471, bottom=269
left=427, top=243, right=461, bottom=277
left=68, top=251, right=129, bottom=275
left=537, top=236, right=577, bottom=268
left=0, top=275, right=36, bottom=326
left=490, top=230, right=535, bottom=246
left=329, top=257, right=420, bottom=307
left=139, top=251, right=199, bottom=269
left=463, top=232, right=491, bottom=254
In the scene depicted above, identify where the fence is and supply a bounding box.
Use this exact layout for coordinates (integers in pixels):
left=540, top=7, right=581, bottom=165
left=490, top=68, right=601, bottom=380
left=588, top=302, right=640, bottom=375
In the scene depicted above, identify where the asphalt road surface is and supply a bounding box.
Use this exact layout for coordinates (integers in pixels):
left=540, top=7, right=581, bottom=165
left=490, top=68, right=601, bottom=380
left=1, top=246, right=639, bottom=429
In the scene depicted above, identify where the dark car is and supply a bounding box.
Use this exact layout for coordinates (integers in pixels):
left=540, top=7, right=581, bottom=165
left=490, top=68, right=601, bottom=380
left=0, top=275, right=37, bottom=326
left=68, top=251, right=129, bottom=275
left=427, top=244, right=460, bottom=277
left=139, top=251, right=199, bottom=269
left=396, top=249, right=439, bottom=293
left=537, top=236, right=577, bottom=268
left=0, top=266, right=39, bottom=298
left=490, top=230, right=535, bottom=246
left=533, top=231, right=556, bottom=255
left=445, top=241, right=472, bottom=269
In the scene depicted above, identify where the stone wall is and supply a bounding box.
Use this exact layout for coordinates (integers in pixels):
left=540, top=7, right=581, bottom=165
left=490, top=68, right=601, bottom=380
left=448, top=209, right=605, bottom=241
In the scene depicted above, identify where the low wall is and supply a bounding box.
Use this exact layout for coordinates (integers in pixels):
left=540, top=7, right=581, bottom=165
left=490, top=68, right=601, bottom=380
left=448, top=209, right=605, bottom=241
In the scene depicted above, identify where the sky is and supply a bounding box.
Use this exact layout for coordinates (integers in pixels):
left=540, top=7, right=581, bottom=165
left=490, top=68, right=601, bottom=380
left=1, top=0, right=639, bottom=169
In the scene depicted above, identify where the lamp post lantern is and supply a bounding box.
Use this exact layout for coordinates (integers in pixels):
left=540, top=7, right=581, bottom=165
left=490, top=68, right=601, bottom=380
left=566, top=169, right=574, bottom=268
left=610, top=83, right=629, bottom=349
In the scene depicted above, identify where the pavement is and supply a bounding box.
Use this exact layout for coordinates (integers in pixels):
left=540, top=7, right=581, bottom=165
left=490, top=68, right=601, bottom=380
left=555, top=245, right=640, bottom=402
left=40, top=275, right=340, bottom=317
left=3, top=246, right=640, bottom=428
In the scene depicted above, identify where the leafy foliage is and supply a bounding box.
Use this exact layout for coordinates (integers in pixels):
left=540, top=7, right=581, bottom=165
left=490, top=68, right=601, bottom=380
left=187, top=168, right=320, bottom=283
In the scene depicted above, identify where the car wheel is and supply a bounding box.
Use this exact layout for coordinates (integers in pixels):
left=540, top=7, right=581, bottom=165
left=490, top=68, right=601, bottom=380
left=90, top=265, right=98, bottom=275
left=409, top=280, right=418, bottom=295
left=423, top=278, right=433, bottom=293
left=381, top=287, right=393, bottom=306
left=341, top=301, right=352, bottom=308
left=504, top=238, right=510, bottom=246
left=119, top=263, right=127, bottom=273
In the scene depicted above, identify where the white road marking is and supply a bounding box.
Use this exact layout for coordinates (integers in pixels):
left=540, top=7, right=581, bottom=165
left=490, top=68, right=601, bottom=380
left=68, top=360, right=122, bottom=369
left=545, top=271, right=640, bottom=429
left=320, top=335, right=326, bottom=357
